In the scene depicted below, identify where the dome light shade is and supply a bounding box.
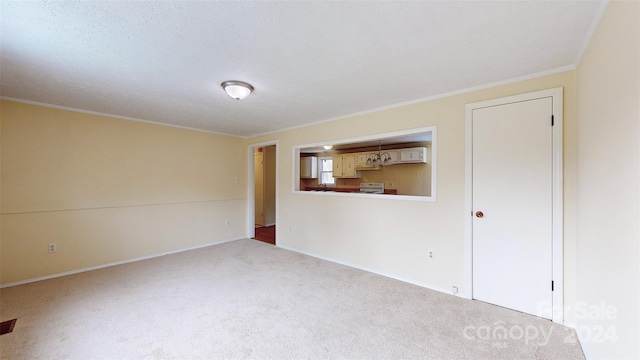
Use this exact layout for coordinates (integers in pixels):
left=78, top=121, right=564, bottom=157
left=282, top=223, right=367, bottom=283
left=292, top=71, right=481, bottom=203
left=323, top=145, right=333, bottom=150
left=221, top=81, right=254, bottom=100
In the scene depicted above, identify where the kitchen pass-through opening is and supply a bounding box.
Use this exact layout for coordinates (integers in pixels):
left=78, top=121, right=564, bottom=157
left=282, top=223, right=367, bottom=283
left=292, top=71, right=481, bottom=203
left=294, top=126, right=437, bottom=200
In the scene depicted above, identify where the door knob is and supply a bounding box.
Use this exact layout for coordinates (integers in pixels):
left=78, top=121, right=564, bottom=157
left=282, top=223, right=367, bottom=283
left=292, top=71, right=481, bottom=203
left=475, top=211, right=484, bottom=218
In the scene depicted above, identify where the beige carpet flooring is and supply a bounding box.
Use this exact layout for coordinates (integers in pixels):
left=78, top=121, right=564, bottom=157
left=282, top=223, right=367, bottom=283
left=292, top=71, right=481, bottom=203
left=0, top=239, right=584, bottom=359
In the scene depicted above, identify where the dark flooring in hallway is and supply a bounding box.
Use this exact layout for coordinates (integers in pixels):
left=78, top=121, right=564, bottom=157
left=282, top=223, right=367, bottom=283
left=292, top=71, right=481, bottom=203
left=253, top=225, right=275, bottom=245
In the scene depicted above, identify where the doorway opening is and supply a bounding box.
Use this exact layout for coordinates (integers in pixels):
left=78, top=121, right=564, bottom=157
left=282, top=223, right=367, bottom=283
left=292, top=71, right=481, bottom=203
left=249, top=143, right=277, bottom=245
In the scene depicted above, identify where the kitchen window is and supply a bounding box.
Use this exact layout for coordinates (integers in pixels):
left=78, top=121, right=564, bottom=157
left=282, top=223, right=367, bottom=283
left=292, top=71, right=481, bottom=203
left=318, top=157, right=335, bottom=186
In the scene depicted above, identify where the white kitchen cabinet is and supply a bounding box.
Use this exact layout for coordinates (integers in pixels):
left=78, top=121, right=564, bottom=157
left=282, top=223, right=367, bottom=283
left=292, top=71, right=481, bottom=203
left=386, top=150, right=401, bottom=164
left=300, top=156, right=318, bottom=178
left=399, top=147, right=427, bottom=163
left=361, top=150, right=401, bottom=166
left=333, top=154, right=360, bottom=178
left=354, top=152, right=368, bottom=166
left=343, top=154, right=356, bottom=177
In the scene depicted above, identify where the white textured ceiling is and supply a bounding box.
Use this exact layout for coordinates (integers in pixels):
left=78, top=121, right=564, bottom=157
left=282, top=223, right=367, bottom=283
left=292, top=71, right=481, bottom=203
left=0, top=1, right=604, bottom=137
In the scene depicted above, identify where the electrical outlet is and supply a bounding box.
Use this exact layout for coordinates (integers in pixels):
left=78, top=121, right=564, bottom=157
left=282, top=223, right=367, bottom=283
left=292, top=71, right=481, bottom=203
left=234, top=177, right=239, bottom=183
left=428, top=250, right=434, bottom=259
left=225, top=219, right=230, bottom=226
left=48, top=243, right=57, bottom=253
left=289, top=226, right=293, bottom=232
left=452, top=286, right=459, bottom=295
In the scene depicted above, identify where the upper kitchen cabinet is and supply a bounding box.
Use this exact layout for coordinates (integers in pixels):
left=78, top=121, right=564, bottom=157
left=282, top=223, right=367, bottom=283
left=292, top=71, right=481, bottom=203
left=333, top=154, right=360, bottom=178
left=354, top=152, right=368, bottom=166
left=300, top=156, right=318, bottom=178
left=399, top=147, right=427, bottom=163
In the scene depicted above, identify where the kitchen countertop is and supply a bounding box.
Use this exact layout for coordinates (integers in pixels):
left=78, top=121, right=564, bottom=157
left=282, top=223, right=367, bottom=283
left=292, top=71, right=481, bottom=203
left=304, top=186, right=398, bottom=195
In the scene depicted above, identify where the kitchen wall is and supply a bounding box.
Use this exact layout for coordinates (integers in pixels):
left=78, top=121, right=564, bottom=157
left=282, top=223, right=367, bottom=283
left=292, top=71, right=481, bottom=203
left=249, top=69, right=579, bottom=323
left=343, top=143, right=432, bottom=196
left=342, top=163, right=431, bottom=196
left=0, top=100, right=247, bottom=285
left=576, top=1, right=639, bottom=358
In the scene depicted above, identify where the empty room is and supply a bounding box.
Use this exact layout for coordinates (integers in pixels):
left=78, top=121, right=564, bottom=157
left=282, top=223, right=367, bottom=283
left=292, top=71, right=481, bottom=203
left=1, top=1, right=638, bottom=359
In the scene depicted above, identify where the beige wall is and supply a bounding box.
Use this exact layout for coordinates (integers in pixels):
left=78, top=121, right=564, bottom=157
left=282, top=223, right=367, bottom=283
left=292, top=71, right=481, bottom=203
left=576, top=1, right=639, bottom=359
left=0, top=100, right=247, bottom=285
left=249, top=70, right=579, bottom=319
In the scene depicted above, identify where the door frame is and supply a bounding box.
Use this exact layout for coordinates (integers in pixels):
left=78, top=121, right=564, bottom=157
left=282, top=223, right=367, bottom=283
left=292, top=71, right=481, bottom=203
left=247, top=140, right=279, bottom=240
left=464, top=87, right=564, bottom=323
left=254, top=150, right=265, bottom=226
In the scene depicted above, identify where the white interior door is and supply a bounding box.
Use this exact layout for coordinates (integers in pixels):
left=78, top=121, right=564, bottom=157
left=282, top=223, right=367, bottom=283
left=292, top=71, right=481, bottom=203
left=472, top=97, right=553, bottom=318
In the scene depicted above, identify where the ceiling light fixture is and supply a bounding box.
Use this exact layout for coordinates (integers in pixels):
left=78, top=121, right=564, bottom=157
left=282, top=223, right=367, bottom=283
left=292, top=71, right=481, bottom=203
left=221, top=80, right=254, bottom=100
left=367, top=140, right=392, bottom=166
left=323, top=145, right=333, bottom=150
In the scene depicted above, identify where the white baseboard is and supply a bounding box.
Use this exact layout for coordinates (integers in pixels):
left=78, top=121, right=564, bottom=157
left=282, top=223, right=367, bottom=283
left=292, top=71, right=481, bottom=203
left=563, top=320, right=577, bottom=329
left=276, top=244, right=456, bottom=297
left=563, top=321, right=590, bottom=359
left=0, top=237, right=245, bottom=288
